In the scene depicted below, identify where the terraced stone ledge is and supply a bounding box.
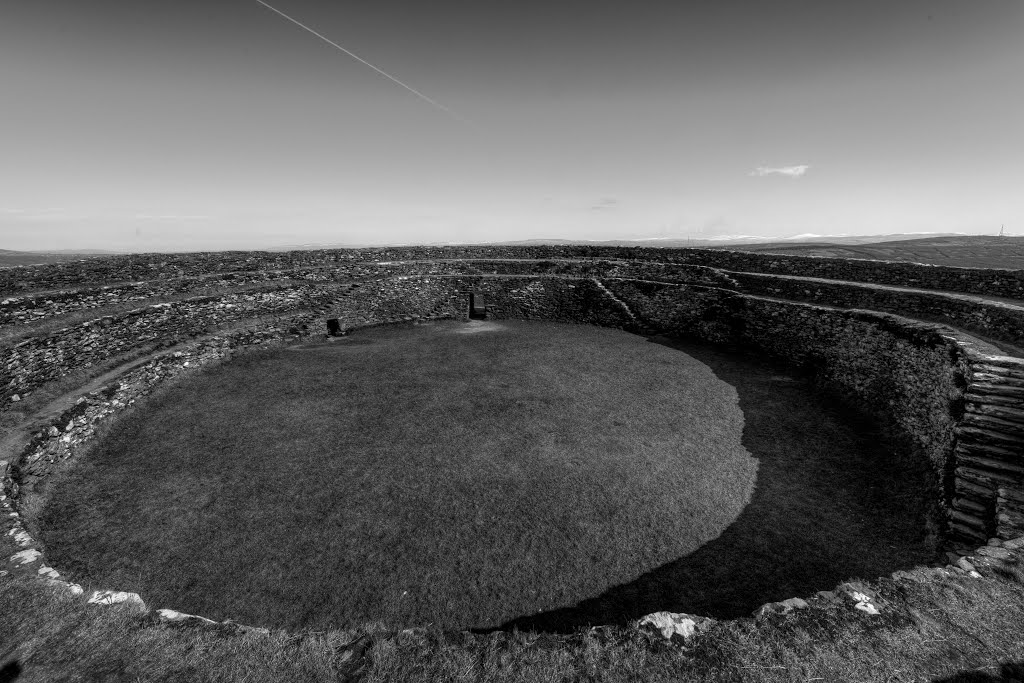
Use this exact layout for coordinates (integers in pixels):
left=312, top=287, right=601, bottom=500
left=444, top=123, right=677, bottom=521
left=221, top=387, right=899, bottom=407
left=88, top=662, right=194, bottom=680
left=2, top=261, right=1023, bottom=651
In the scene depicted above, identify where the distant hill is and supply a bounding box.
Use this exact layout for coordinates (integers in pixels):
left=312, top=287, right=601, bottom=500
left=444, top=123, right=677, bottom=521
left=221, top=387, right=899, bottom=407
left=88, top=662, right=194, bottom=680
left=3, top=235, right=1020, bottom=270
left=0, top=249, right=119, bottom=267
left=722, top=235, right=1024, bottom=269
left=490, top=233, right=971, bottom=249
left=265, top=233, right=975, bottom=251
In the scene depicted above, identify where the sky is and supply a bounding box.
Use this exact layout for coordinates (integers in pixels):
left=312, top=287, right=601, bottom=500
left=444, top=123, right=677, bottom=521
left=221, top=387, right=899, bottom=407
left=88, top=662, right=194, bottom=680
left=2, top=0, right=1022, bottom=251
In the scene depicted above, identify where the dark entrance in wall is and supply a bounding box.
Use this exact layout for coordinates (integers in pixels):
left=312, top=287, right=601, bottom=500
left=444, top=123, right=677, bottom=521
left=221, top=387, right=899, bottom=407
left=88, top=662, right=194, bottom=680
left=326, top=318, right=342, bottom=336
left=469, top=292, right=487, bottom=319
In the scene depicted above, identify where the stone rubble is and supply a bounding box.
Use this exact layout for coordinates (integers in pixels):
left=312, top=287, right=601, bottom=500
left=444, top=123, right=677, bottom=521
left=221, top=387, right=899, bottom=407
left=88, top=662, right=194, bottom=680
left=636, top=611, right=716, bottom=643
left=9, top=549, right=41, bottom=565
left=87, top=590, right=147, bottom=612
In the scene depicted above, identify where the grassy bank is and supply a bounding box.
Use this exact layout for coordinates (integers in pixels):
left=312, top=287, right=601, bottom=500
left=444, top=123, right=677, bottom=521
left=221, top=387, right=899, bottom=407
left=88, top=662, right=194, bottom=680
left=2, top=552, right=1024, bottom=682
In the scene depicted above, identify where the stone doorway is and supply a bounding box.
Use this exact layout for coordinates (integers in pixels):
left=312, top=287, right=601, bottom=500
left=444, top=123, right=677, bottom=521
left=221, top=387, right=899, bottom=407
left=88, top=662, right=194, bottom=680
left=469, top=292, right=487, bottom=320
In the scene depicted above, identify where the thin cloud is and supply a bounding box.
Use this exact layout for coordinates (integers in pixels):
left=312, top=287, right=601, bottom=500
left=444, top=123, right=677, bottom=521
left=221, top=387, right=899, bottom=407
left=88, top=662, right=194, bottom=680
left=750, top=165, right=810, bottom=177
left=135, top=214, right=211, bottom=220
left=2, top=208, right=65, bottom=215
left=590, top=198, right=619, bottom=211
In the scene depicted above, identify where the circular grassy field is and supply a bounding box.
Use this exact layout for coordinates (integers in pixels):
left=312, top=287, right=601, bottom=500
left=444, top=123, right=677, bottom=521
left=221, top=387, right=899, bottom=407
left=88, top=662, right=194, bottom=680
left=36, top=320, right=936, bottom=632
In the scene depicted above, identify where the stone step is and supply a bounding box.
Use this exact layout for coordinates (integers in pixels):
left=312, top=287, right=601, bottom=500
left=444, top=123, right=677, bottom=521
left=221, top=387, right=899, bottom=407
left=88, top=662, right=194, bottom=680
left=973, top=356, right=1024, bottom=370
left=961, top=413, right=1024, bottom=435
left=957, top=465, right=1024, bottom=489
left=965, top=392, right=1024, bottom=408
left=955, top=475, right=997, bottom=499
left=957, top=452, right=1024, bottom=477
left=971, top=372, right=1024, bottom=387
left=952, top=496, right=988, bottom=515
left=950, top=508, right=987, bottom=531
left=950, top=522, right=987, bottom=543
left=955, top=426, right=1023, bottom=449
left=969, top=382, right=1024, bottom=400
left=957, top=440, right=1023, bottom=462
left=965, top=403, right=1024, bottom=424
left=973, top=364, right=1024, bottom=381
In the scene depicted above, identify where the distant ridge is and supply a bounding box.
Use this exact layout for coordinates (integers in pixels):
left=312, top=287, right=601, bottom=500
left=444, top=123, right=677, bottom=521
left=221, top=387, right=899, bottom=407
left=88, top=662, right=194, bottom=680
left=0, top=249, right=120, bottom=267
left=4, top=234, right=1020, bottom=270
left=487, top=233, right=971, bottom=249
left=724, top=235, right=1024, bottom=269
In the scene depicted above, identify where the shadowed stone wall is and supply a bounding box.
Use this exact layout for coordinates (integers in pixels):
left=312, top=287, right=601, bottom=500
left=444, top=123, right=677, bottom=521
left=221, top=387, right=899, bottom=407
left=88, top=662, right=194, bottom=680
left=3, top=252, right=1022, bottom=543
left=601, top=279, right=1023, bottom=542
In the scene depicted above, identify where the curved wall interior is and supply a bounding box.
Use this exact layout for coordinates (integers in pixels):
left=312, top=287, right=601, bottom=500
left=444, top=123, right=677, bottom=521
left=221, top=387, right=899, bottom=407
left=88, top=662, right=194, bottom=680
left=2, top=249, right=1024, bottom=627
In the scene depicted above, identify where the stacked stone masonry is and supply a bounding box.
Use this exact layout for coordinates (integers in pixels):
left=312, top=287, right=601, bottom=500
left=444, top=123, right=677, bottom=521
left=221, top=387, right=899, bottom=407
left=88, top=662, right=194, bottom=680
left=9, top=257, right=1023, bottom=362
left=1, top=285, right=337, bottom=398
left=2, top=246, right=1022, bottom=563
left=953, top=358, right=1024, bottom=540
left=5, top=246, right=1023, bottom=298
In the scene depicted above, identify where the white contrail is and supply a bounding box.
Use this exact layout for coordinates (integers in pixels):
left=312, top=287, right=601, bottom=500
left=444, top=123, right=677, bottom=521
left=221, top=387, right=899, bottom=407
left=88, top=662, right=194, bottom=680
left=255, top=0, right=469, bottom=124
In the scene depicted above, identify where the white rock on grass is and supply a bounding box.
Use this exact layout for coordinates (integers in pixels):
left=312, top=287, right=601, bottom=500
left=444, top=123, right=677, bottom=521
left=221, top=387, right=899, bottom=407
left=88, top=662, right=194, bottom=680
left=753, top=597, right=810, bottom=619
left=156, top=609, right=217, bottom=626
left=88, top=590, right=147, bottom=612
left=854, top=601, right=880, bottom=615
left=8, top=528, right=33, bottom=547
left=9, top=549, right=42, bottom=565
left=637, top=611, right=714, bottom=643
left=37, top=565, right=60, bottom=579
left=836, top=584, right=882, bottom=615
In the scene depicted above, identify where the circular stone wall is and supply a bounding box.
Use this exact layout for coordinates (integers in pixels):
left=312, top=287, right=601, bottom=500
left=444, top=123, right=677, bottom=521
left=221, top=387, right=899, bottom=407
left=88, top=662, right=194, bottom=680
left=34, top=319, right=936, bottom=631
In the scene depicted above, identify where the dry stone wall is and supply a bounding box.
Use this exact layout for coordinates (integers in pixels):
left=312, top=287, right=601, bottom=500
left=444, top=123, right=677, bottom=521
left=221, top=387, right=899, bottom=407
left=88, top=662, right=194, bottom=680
left=1, top=285, right=335, bottom=399
left=954, top=357, right=1024, bottom=540
left=3, top=247, right=1022, bottom=553
left=0, top=275, right=308, bottom=326
left=654, top=249, right=1024, bottom=300
left=321, top=275, right=636, bottom=332
left=7, top=245, right=1022, bottom=299
left=728, top=271, right=1024, bottom=350
left=374, top=259, right=739, bottom=288
left=601, top=278, right=1023, bottom=542
left=0, top=251, right=361, bottom=294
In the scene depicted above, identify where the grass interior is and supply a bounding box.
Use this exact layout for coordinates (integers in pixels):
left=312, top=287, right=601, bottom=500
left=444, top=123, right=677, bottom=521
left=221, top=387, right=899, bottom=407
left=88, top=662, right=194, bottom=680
left=34, top=320, right=936, bottom=632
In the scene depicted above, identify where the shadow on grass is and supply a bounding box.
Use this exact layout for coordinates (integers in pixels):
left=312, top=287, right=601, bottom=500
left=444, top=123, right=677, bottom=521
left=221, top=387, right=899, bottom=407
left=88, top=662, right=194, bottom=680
left=933, top=662, right=1024, bottom=682
left=0, top=660, right=22, bottom=683
left=491, top=335, right=940, bottom=634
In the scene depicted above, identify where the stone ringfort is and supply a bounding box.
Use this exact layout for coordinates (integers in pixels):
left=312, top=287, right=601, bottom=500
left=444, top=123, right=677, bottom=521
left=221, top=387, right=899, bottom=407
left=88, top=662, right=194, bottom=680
left=2, top=245, right=1023, bottom=634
